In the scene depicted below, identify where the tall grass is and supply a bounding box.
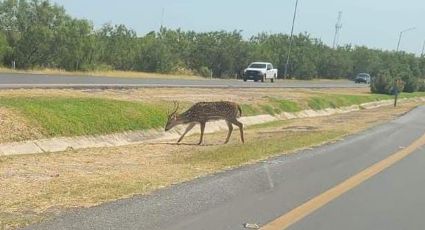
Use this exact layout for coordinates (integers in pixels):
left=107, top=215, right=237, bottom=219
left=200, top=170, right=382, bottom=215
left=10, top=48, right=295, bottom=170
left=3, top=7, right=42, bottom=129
left=307, top=94, right=393, bottom=110
left=0, top=97, right=167, bottom=137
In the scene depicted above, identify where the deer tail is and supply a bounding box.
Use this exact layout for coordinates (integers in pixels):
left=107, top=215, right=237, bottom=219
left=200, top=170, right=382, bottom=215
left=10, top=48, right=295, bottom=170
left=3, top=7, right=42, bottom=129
left=238, top=105, right=242, bottom=117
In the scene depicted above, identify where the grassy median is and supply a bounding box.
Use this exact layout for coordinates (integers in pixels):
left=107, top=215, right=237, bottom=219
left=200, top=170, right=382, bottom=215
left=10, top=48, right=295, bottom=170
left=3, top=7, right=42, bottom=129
left=0, top=97, right=167, bottom=137
left=0, top=90, right=424, bottom=143
left=242, top=92, right=425, bottom=116
left=0, top=101, right=422, bottom=229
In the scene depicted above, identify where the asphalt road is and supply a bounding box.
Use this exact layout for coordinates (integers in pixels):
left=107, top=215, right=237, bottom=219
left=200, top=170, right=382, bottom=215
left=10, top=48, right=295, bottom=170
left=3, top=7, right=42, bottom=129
left=0, top=73, right=367, bottom=89
left=26, top=106, right=425, bottom=230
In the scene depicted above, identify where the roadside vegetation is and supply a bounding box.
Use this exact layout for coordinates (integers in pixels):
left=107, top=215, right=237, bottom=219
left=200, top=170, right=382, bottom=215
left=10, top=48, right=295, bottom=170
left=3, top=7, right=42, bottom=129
left=0, top=101, right=421, bottom=229
left=0, top=67, right=203, bottom=80
left=0, top=90, right=424, bottom=142
left=0, top=97, right=168, bottom=137
left=241, top=92, right=425, bottom=116
left=0, top=0, right=424, bottom=93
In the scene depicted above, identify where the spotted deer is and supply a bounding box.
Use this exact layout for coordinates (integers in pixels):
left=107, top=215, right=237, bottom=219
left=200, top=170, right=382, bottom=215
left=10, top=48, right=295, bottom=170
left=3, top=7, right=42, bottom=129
left=165, top=101, right=245, bottom=145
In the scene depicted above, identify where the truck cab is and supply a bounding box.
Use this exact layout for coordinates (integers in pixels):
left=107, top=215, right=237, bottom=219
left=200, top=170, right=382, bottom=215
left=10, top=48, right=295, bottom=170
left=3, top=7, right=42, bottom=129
left=243, top=62, right=278, bottom=83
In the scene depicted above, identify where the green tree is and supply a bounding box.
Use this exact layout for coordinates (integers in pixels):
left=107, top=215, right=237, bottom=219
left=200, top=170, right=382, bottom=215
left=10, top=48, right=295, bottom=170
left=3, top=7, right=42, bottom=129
left=96, top=23, right=138, bottom=70
left=0, top=31, right=9, bottom=64
left=136, top=31, right=176, bottom=73
left=371, top=70, right=396, bottom=94
left=317, top=46, right=353, bottom=79
left=52, top=19, right=93, bottom=70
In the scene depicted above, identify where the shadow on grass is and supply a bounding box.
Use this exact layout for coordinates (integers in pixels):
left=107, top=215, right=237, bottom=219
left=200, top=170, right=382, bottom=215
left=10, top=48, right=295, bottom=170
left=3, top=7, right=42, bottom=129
left=145, top=142, right=222, bottom=147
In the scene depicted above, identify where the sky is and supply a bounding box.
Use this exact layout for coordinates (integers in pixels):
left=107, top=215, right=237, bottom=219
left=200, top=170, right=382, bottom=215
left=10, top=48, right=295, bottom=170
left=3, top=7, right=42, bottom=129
left=52, top=0, right=425, bottom=55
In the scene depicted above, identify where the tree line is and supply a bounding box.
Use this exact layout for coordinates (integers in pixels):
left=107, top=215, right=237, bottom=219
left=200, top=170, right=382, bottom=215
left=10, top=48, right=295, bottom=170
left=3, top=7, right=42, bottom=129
left=0, top=0, right=424, bottom=92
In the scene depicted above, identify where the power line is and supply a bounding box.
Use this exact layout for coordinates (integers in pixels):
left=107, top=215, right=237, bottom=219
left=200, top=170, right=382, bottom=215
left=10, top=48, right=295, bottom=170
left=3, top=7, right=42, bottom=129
left=332, top=11, right=343, bottom=48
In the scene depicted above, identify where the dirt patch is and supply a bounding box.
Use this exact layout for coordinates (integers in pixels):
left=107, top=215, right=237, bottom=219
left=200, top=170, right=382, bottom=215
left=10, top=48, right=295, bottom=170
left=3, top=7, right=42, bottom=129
left=0, top=108, right=44, bottom=143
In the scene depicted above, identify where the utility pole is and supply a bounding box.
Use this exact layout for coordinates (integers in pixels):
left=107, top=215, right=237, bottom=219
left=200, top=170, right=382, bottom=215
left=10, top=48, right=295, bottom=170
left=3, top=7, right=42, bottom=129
left=160, top=7, right=165, bottom=28
left=332, top=11, right=343, bottom=49
left=396, top=27, right=415, bottom=52
left=284, top=0, right=299, bottom=79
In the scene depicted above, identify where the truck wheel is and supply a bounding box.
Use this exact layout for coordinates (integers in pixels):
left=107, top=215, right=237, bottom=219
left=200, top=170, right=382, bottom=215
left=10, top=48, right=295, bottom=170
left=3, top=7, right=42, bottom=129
left=261, top=75, right=265, bottom=83
left=271, top=78, right=274, bottom=83
left=243, top=78, right=247, bottom=82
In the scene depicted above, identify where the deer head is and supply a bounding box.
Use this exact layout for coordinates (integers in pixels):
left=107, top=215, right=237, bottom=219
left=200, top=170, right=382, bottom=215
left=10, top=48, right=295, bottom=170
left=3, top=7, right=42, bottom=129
left=165, top=101, right=182, bottom=131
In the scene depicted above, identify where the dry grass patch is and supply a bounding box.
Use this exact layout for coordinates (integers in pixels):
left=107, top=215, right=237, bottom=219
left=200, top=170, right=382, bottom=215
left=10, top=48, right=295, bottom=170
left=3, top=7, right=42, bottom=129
left=0, top=88, right=338, bottom=104
left=0, top=67, right=203, bottom=80
left=0, top=89, right=89, bottom=98
left=0, top=102, right=421, bottom=229
left=0, top=108, right=44, bottom=143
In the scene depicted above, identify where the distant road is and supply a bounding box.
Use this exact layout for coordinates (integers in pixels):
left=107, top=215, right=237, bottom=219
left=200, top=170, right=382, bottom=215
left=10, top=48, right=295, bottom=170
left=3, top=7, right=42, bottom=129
left=0, top=73, right=367, bottom=89
left=27, top=106, right=425, bottom=230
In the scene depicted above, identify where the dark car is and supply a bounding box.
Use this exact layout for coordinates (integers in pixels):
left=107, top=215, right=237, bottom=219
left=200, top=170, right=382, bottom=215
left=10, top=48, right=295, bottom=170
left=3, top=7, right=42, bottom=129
left=354, top=73, right=371, bottom=84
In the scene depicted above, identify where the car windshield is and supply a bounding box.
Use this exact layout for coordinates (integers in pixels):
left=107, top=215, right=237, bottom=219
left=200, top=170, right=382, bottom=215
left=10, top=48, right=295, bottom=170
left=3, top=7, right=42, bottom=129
left=249, top=64, right=267, bottom=69
left=357, top=74, right=370, bottom=78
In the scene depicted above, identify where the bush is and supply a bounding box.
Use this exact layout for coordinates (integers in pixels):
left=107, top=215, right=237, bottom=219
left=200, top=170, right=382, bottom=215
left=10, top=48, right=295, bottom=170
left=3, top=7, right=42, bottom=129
left=197, top=66, right=213, bottom=78
left=402, top=76, right=419, bottom=93
left=418, top=80, right=425, bottom=92
left=174, top=67, right=196, bottom=76
left=371, top=70, right=399, bottom=94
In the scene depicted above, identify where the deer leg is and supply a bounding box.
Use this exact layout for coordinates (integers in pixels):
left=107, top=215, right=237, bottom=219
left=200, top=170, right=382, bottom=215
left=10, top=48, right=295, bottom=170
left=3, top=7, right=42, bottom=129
left=198, top=122, right=206, bottom=145
left=177, top=123, right=196, bottom=143
left=231, top=119, right=244, bottom=144
left=224, top=120, right=234, bottom=144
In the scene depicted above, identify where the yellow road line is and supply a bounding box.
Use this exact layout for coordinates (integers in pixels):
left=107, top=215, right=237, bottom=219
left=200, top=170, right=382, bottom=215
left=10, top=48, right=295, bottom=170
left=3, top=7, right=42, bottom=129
left=260, top=132, right=425, bottom=230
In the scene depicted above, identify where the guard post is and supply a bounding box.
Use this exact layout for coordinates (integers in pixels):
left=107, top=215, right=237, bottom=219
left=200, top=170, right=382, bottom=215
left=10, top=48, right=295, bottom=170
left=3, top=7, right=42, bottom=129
left=392, top=79, right=401, bottom=107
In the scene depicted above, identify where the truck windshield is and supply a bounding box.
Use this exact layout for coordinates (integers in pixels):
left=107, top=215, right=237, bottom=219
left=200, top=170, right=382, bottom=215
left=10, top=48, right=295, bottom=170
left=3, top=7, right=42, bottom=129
left=249, top=64, right=267, bottom=69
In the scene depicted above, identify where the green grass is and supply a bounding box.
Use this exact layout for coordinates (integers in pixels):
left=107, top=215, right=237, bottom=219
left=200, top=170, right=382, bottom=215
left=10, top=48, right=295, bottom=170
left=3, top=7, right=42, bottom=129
left=307, top=94, right=393, bottom=110
left=242, top=98, right=301, bottom=116
left=240, top=104, right=261, bottom=116
left=177, top=130, right=345, bottom=168
left=0, top=97, right=167, bottom=137
left=268, top=97, right=301, bottom=113
left=399, top=92, right=425, bottom=98
left=0, top=91, right=423, bottom=138
left=307, top=92, right=425, bottom=111
left=240, top=92, right=424, bottom=116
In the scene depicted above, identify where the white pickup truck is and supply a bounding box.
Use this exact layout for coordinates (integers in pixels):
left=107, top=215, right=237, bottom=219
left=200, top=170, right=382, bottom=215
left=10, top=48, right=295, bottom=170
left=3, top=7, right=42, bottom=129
left=243, top=62, right=278, bottom=83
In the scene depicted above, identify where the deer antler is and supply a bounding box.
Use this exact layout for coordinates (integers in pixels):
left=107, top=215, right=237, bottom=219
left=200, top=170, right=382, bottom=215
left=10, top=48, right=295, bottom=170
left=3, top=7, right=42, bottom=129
left=175, top=101, right=180, bottom=113
left=168, top=101, right=180, bottom=117
left=172, top=101, right=180, bottom=115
